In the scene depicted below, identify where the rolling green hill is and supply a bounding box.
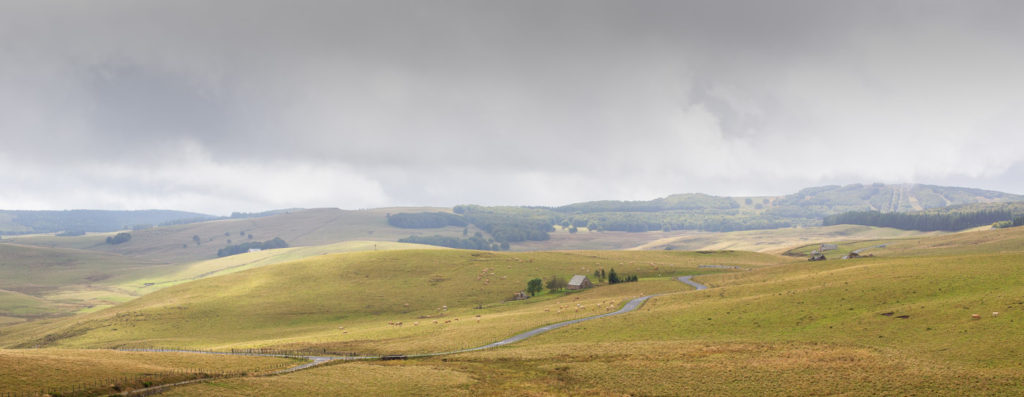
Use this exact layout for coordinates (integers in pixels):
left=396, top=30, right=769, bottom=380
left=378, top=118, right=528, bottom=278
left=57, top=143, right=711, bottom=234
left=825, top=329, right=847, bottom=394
left=0, top=240, right=444, bottom=324
left=3, top=227, right=1024, bottom=394
left=3, top=207, right=479, bottom=264
left=0, top=249, right=785, bottom=351
left=170, top=227, right=1024, bottom=396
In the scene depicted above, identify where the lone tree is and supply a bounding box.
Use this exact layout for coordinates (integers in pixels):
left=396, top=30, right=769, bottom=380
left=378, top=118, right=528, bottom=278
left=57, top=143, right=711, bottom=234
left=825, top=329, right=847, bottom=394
left=526, top=278, right=543, bottom=296
left=192, top=235, right=201, bottom=246
left=545, top=275, right=567, bottom=292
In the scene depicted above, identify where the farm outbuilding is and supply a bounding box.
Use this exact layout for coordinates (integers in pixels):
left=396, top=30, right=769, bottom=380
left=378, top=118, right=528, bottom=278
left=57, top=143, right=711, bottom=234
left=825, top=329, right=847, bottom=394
left=567, top=275, right=593, bottom=290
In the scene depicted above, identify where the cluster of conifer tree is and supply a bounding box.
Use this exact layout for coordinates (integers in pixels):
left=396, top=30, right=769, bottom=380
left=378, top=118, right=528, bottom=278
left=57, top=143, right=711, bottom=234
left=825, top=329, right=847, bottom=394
left=823, top=209, right=1013, bottom=231
left=217, top=237, right=289, bottom=257
left=606, top=268, right=637, bottom=284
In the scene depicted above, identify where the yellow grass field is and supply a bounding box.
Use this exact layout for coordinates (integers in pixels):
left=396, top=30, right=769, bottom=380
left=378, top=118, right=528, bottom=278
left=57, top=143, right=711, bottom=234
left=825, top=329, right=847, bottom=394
left=0, top=349, right=297, bottom=394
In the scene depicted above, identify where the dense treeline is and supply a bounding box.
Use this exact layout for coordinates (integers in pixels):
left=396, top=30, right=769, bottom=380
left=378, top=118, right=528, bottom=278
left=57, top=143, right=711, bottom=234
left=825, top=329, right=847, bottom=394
left=387, top=212, right=467, bottom=228
left=998, top=215, right=1024, bottom=228
left=454, top=205, right=554, bottom=243
left=398, top=234, right=501, bottom=251
left=217, top=237, right=289, bottom=257
left=823, top=210, right=1012, bottom=231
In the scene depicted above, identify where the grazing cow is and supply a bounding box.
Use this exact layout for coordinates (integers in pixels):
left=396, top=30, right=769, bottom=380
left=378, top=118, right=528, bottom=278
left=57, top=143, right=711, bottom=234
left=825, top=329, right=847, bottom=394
left=972, top=314, right=981, bottom=320
left=992, top=312, right=1000, bottom=317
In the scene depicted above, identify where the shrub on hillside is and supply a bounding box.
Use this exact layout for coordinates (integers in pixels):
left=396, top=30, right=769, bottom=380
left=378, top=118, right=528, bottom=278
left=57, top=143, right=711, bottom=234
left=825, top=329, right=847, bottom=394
left=217, top=237, right=289, bottom=257
left=106, top=232, right=131, bottom=245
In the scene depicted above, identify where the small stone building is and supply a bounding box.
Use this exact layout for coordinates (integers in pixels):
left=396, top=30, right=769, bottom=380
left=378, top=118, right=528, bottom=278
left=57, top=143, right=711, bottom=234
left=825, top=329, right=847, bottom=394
left=567, top=275, right=593, bottom=290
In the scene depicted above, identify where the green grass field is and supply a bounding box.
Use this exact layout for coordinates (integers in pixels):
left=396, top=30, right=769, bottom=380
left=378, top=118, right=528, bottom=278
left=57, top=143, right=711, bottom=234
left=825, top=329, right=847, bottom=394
left=0, top=240, right=445, bottom=323
left=0, top=249, right=782, bottom=352
left=3, top=226, right=1024, bottom=395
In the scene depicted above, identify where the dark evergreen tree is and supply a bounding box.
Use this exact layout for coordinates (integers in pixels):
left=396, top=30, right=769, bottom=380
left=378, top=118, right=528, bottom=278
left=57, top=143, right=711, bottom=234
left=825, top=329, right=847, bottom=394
left=608, top=268, right=620, bottom=284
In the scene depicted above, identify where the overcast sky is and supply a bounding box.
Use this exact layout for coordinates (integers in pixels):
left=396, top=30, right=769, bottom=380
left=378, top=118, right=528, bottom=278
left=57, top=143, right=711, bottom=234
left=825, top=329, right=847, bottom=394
left=2, top=1, right=1023, bottom=215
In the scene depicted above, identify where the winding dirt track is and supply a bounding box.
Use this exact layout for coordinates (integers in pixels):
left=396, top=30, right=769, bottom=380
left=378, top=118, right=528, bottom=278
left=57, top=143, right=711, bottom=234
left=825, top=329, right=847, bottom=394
left=120, top=275, right=709, bottom=394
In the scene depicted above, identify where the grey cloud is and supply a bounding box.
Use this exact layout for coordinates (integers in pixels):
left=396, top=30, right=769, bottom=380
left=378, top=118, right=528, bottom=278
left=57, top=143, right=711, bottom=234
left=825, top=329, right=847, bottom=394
left=1, top=1, right=1024, bottom=212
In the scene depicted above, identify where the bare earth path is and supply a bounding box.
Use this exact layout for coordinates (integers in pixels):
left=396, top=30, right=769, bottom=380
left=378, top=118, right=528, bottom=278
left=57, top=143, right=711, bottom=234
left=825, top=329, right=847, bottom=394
left=119, top=275, right=709, bottom=395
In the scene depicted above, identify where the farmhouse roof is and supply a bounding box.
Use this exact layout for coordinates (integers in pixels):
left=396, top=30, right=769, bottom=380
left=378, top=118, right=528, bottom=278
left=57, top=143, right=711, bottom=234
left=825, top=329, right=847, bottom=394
left=568, top=275, right=589, bottom=287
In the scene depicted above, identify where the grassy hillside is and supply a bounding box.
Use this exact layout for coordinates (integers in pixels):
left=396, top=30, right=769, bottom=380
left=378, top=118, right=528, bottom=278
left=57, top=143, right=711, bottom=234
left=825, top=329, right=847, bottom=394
left=6, top=227, right=1024, bottom=395
left=0, top=250, right=785, bottom=352
left=619, top=224, right=936, bottom=253
left=3, top=207, right=478, bottom=264
left=166, top=228, right=1024, bottom=396
left=0, top=240, right=442, bottom=324
left=0, top=243, right=164, bottom=319
left=0, top=348, right=296, bottom=394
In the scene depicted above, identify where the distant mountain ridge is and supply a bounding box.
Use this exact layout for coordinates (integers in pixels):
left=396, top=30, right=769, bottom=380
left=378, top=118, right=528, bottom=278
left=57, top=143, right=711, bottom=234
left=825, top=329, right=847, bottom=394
left=0, top=209, right=214, bottom=235
left=769, top=183, right=1024, bottom=217
left=2, top=183, right=1020, bottom=237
